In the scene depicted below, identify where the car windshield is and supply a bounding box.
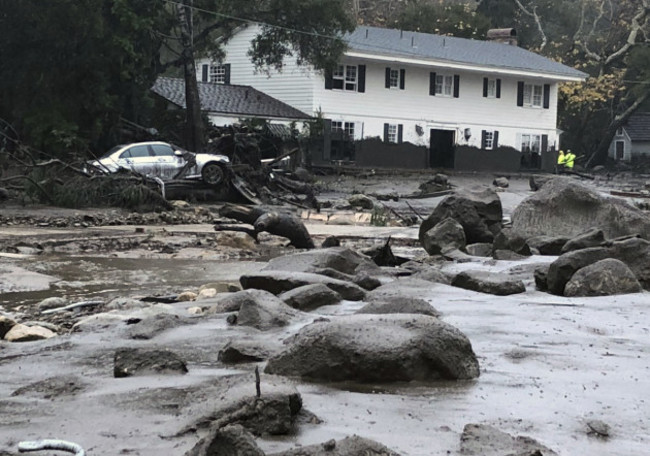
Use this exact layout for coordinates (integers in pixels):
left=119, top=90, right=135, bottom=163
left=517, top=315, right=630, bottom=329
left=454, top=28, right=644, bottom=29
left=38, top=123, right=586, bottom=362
left=99, top=145, right=126, bottom=159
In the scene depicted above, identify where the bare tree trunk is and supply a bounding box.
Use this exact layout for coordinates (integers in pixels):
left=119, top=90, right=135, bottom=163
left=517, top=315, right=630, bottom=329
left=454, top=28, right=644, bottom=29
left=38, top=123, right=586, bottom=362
left=176, top=0, right=205, bottom=152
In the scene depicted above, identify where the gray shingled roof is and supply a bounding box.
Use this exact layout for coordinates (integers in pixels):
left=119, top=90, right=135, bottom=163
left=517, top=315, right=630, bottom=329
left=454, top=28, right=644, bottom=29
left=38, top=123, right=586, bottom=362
left=345, top=26, right=587, bottom=80
left=151, top=77, right=312, bottom=120
left=625, top=112, right=650, bottom=142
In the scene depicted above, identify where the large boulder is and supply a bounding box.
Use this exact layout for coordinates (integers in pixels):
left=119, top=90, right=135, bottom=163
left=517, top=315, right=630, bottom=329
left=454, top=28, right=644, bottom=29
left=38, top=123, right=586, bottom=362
left=512, top=177, right=650, bottom=240
left=232, top=289, right=300, bottom=330
left=460, top=423, right=558, bottom=456
left=419, top=187, right=503, bottom=245
left=240, top=271, right=366, bottom=301
left=492, top=228, right=531, bottom=256
left=184, top=424, right=264, bottom=456
left=546, top=237, right=650, bottom=295
left=279, top=284, right=341, bottom=311
left=268, top=435, right=401, bottom=456
left=421, top=217, right=466, bottom=255
left=0, top=315, right=17, bottom=338
left=526, top=235, right=570, bottom=255
left=355, top=297, right=440, bottom=317
left=123, top=313, right=186, bottom=340
left=263, top=247, right=379, bottom=276
left=265, top=314, right=480, bottom=381
left=4, top=324, right=56, bottom=342
left=113, top=348, right=188, bottom=377
left=564, top=258, right=642, bottom=297
left=561, top=227, right=606, bottom=253
left=451, top=270, right=526, bottom=296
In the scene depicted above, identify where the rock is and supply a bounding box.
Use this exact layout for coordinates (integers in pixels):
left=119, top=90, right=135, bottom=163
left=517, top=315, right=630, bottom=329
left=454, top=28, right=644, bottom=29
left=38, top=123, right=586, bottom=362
left=0, top=315, right=17, bottom=338
left=37, top=296, right=68, bottom=312
left=352, top=273, right=382, bottom=290
left=465, top=243, right=493, bottom=257
left=534, top=265, right=549, bottom=291
left=547, top=237, right=650, bottom=294
left=268, top=435, right=401, bottom=456
left=355, top=297, right=440, bottom=317
left=460, top=423, right=558, bottom=456
left=451, top=270, right=526, bottom=296
left=171, top=200, right=191, bottom=209
left=493, top=176, right=509, bottom=188
left=421, top=218, right=466, bottom=255
left=419, top=187, right=503, bottom=245
left=367, top=278, right=444, bottom=303
left=215, top=232, right=257, bottom=250
left=11, top=375, right=86, bottom=399
left=493, top=228, right=531, bottom=256
left=254, top=211, right=315, bottom=249
left=564, top=258, right=642, bottom=297
left=196, top=288, right=217, bottom=300
left=410, top=268, right=451, bottom=285
left=586, top=419, right=611, bottom=438
left=348, top=194, right=375, bottom=209
left=264, top=247, right=379, bottom=276
left=512, top=177, right=650, bottom=240
left=113, top=348, right=188, bottom=377
left=241, top=271, right=366, bottom=301
left=177, top=291, right=197, bottom=302
left=526, top=235, right=570, bottom=255
left=561, top=227, right=606, bottom=253
left=123, top=313, right=186, bottom=340
left=184, top=424, right=264, bottom=456
left=187, top=306, right=203, bottom=315
left=104, top=297, right=151, bottom=311
left=279, top=284, right=341, bottom=311
left=234, top=289, right=300, bottom=330
left=199, top=282, right=240, bottom=293
left=321, top=236, right=340, bottom=248
left=265, top=314, right=480, bottom=381
left=294, top=167, right=315, bottom=183
left=492, top=249, right=530, bottom=261
left=4, top=324, right=56, bottom=342
left=218, top=340, right=269, bottom=363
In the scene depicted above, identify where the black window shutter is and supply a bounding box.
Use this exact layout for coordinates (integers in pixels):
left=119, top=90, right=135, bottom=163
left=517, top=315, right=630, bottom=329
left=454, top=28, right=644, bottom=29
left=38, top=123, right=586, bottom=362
left=224, top=64, right=231, bottom=85
left=496, top=79, right=501, bottom=98
left=383, top=123, right=389, bottom=143
left=324, top=69, right=333, bottom=90
left=453, top=75, right=460, bottom=98
left=400, top=69, right=406, bottom=90
left=429, top=72, right=436, bottom=96
left=543, top=84, right=550, bottom=109
left=357, top=65, right=366, bottom=93
left=541, top=134, right=548, bottom=152
left=398, top=124, right=403, bottom=144
left=385, top=68, right=391, bottom=88
left=517, top=81, right=524, bottom=106
left=481, top=130, right=487, bottom=149
left=483, top=78, right=488, bottom=97
left=201, top=64, right=208, bottom=82
left=493, top=131, right=499, bottom=148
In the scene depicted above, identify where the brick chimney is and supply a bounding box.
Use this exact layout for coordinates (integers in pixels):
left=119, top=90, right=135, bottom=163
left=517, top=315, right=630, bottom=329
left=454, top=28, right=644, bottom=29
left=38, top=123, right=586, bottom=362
left=486, top=28, right=517, bottom=46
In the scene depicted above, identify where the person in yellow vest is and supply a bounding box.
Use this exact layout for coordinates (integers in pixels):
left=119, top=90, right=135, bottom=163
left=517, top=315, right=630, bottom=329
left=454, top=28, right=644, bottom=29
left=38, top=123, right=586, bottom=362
left=556, top=150, right=566, bottom=173
left=565, top=149, right=576, bottom=169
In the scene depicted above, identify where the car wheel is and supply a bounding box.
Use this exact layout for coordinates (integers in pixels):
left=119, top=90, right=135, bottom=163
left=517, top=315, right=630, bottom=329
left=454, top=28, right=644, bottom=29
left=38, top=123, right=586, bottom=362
left=201, top=163, right=225, bottom=186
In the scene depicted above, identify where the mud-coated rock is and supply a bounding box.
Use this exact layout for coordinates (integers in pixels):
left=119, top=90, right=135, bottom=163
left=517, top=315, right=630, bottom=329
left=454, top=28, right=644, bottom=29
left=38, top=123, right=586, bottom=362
left=0, top=315, right=16, bottom=338
left=113, top=348, right=188, bottom=377
left=268, top=435, right=401, bottom=456
left=123, top=313, right=186, bottom=340
left=355, top=297, right=440, bottom=317
left=279, top=284, right=341, bottom=311
left=451, top=270, right=526, bottom=296
left=547, top=237, right=650, bottom=295
left=534, top=265, right=549, bottom=291
left=37, top=296, right=68, bottom=312
left=241, top=271, right=366, bottom=301
left=526, top=235, right=570, bottom=256
left=4, top=323, right=55, bottom=342
left=564, top=258, right=642, bottom=297
left=492, top=228, right=531, bottom=256
left=561, top=227, right=606, bottom=253
left=265, top=314, right=480, bottom=381
left=254, top=211, right=315, bottom=249
left=218, top=340, right=269, bottom=363
left=493, top=177, right=509, bottom=188
left=419, top=187, right=503, bottom=245
left=184, top=424, right=265, bottom=456
left=411, top=267, right=452, bottom=285
left=512, top=177, right=650, bottom=240
left=348, top=194, right=375, bottom=210
left=460, top=423, right=558, bottom=456
left=233, top=289, right=300, bottom=330
left=264, top=247, right=379, bottom=276
left=422, top=217, right=466, bottom=255
left=465, top=243, right=493, bottom=257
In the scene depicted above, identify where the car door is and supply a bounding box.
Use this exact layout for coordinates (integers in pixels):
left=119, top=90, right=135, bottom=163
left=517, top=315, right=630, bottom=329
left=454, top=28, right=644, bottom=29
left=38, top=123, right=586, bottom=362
left=149, top=143, right=181, bottom=180
left=118, top=144, right=155, bottom=175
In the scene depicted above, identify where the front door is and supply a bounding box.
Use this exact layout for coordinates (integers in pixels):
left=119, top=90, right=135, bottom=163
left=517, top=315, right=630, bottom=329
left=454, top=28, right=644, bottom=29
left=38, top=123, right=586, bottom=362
left=430, top=129, right=455, bottom=168
left=615, top=141, right=625, bottom=160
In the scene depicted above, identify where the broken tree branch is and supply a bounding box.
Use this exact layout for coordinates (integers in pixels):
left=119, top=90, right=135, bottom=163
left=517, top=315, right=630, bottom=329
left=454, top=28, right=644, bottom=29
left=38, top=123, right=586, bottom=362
left=514, top=0, right=547, bottom=50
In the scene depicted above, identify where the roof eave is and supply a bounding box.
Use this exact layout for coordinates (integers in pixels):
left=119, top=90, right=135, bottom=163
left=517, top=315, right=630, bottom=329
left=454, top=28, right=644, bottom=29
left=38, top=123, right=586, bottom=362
left=344, top=50, right=587, bottom=82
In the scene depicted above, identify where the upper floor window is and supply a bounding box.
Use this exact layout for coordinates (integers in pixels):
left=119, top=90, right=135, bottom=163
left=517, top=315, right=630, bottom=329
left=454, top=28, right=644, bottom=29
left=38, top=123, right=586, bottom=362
left=210, top=64, right=227, bottom=84
left=616, top=127, right=624, bottom=136
left=436, top=74, right=454, bottom=97
left=385, top=67, right=405, bottom=90
left=389, top=69, right=399, bottom=88
left=483, top=78, right=501, bottom=99
left=333, top=65, right=357, bottom=91
left=523, top=83, right=543, bottom=107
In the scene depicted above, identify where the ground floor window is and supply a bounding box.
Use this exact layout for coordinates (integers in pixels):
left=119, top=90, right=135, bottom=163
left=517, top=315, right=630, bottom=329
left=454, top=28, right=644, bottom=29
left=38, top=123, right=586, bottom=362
left=484, top=131, right=494, bottom=149
left=387, top=124, right=398, bottom=143
left=332, top=121, right=355, bottom=139
left=521, top=134, right=541, bottom=153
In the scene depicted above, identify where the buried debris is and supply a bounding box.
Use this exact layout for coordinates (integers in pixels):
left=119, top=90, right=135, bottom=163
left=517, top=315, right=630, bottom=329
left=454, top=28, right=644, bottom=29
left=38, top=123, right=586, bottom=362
left=18, top=439, right=85, bottom=456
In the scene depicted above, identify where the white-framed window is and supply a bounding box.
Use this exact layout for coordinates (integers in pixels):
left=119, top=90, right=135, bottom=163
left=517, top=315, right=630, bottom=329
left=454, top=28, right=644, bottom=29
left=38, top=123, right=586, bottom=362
left=520, top=134, right=541, bottom=153
left=484, top=131, right=495, bottom=149
left=332, top=121, right=355, bottom=139
left=616, top=127, right=624, bottom=136
left=387, top=124, right=398, bottom=143
left=389, top=69, right=400, bottom=88
left=486, top=79, right=497, bottom=98
left=333, top=65, right=357, bottom=91
left=435, top=74, right=454, bottom=96
left=209, top=64, right=227, bottom=84
left=523, top=83, right=543, bottom=107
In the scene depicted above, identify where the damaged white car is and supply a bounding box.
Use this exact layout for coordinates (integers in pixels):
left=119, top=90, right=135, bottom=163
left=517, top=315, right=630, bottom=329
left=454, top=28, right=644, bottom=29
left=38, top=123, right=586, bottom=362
left=86, top=141, right=231, bottom=186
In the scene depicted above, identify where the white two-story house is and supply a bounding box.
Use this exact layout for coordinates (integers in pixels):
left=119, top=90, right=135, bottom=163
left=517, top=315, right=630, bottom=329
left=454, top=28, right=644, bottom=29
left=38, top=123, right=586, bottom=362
left=197, top=25, right=586, bottom=170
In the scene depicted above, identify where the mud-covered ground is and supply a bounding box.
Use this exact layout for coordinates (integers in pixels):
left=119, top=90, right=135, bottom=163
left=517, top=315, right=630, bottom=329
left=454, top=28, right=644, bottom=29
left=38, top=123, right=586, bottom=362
left=1, top=171, right=649, bottom=455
